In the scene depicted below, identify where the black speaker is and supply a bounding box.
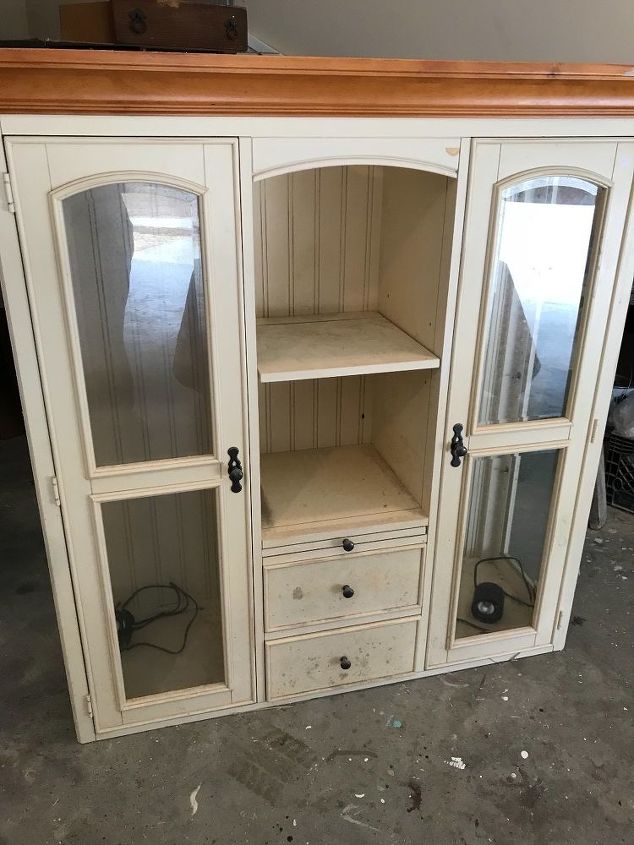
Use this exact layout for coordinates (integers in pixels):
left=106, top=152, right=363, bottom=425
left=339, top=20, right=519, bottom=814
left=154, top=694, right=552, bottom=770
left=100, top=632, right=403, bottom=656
left=471, top=581, right=505, bottom=624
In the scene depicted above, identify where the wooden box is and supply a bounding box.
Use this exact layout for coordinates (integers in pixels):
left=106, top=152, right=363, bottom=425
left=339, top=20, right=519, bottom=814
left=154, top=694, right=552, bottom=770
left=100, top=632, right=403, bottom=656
left=60, top=2, right=116, bottom=42
left=112, top=0, right=247, bottom=52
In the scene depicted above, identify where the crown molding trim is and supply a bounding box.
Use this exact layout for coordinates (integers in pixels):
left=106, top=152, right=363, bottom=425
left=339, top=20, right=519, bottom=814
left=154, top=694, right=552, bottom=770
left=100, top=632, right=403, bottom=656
left=0, top=49, right=633, bottom=116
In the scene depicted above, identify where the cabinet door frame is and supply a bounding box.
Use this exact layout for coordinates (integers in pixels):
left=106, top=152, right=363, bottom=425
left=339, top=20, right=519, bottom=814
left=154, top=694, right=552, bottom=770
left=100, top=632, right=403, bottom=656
left=427, top=139, right=634, bottom=668
left=5, top=136, right=256, bottom=735
left=0, top=135, right=96, bottom=742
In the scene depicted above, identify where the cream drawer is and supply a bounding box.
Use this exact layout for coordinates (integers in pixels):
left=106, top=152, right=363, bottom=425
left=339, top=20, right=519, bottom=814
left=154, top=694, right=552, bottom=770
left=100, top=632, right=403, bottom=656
left=262, top=525, right=427, bottom=558
left=264, top=544, right=424, bottom=632
left=266, top=619, right=417, bottom=700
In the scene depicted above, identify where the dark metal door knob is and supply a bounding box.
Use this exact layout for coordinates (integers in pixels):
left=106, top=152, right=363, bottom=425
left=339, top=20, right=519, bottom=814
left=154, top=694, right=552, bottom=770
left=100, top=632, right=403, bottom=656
left=227, top=447, right=244, bottom=493
left=450, top=423, right=468, bottom=467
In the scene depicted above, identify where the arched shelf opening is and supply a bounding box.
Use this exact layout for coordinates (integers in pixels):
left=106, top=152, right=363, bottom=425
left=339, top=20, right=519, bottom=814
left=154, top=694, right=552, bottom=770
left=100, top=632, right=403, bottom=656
left=252, top=161, right=459, bottom=547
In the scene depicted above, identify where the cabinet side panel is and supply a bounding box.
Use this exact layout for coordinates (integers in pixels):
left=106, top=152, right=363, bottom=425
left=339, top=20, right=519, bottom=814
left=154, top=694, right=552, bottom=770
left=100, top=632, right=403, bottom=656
left=371, top=370, right=431, bottom=505
left=378, top=169, right=452, bottom=355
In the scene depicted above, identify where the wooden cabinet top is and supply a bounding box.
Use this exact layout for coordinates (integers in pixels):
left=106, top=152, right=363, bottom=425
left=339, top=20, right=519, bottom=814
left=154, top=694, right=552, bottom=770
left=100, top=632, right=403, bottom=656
left=0, top=49, right=633, bottom=116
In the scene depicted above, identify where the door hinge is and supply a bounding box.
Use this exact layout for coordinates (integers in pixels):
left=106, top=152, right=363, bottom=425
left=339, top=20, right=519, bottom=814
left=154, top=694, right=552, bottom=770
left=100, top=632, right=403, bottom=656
left=51, top=476, right=61, bottom=507
left=2, top=172, right=15, bottom=214
left=557, top=610, right=564, bottom=630
left=590, top=418, right=599, bottom=444
left=85, top=694, right=93, bottom=718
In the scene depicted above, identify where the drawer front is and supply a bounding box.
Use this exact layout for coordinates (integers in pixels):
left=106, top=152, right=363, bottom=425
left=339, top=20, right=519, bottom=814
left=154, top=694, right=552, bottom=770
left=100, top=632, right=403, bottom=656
left=265, top=545, right=424, bottom=632
left=266, top=619, right=417, bottom=700
left=262, top=525, right=427, bottom=557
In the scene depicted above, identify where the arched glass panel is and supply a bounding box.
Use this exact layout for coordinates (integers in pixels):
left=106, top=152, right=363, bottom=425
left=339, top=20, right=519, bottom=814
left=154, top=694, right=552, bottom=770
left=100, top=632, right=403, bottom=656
left=62, top=182, right=213, bottom=466
left=478, top=175, right=604, bottom=426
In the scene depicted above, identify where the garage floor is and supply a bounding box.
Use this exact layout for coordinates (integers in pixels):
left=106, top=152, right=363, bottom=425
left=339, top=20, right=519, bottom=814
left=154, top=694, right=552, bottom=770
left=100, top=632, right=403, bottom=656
left=0, top=436, right=632, bottom=845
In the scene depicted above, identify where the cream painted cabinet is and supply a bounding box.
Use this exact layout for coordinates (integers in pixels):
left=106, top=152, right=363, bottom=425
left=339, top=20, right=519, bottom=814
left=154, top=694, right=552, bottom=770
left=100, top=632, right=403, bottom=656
left=3, top=128, right=633, bottom=740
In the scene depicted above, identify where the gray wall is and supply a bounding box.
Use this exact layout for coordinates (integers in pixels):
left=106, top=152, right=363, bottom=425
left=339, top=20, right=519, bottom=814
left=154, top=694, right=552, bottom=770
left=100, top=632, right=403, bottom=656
left=247, top=0, right=634, bottom=63
left=2, top=0, right=632, bottom=63
left=2, top=0, right=29, bottom=40
left=6, top=0, right=240, bottom=41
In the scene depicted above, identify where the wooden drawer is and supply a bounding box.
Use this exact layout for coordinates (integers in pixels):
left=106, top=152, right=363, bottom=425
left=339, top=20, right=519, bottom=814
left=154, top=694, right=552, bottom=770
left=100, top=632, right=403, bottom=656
left=266, top=619, right=417, bottom=700
left=264, top=544, right=424, bottom=632
left=262, top=525, right=427, bottom=558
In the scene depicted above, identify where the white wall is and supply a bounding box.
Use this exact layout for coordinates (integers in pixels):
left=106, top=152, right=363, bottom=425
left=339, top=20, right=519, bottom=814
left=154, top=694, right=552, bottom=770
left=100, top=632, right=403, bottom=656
left=247, top=0, right=634, bottom=63
left=1, top=0, right=29, bottom=40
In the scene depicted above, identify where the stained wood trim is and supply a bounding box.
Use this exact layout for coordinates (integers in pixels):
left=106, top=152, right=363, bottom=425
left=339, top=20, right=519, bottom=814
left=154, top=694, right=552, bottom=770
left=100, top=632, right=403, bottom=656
left=1, top=49, right=634, bottom=116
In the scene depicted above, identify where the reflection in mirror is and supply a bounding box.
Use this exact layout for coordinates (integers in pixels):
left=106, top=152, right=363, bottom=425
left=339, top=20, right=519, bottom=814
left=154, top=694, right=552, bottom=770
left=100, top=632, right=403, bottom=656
left=454, top=449, right=560, bottom=639
left=63, top=182, right=213, bottom=467
left=479, top=176, right=603, bottom=425
left=102, top=488, right=225, bottom=700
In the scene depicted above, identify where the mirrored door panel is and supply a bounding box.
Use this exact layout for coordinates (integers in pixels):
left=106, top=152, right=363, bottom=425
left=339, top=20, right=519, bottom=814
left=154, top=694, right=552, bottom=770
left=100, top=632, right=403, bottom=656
left=63, top=182, right=213, bottom=467
left=478, top=176, right=605, bottom=426
left=453, top=449, right=560, bottom=639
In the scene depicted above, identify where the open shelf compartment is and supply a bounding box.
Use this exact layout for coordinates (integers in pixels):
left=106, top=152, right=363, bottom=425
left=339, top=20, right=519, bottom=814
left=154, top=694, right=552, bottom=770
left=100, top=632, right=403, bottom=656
left=257, top=311, right=440, bottom=383
left=260, top=443, right=428, bottom=548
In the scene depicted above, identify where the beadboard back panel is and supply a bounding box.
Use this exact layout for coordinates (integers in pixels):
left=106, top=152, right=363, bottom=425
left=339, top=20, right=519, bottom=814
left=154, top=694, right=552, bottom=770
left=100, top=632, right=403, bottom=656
left=255, top=165, right=382, bottom=453
left=102, top=491, right=221, bottom=617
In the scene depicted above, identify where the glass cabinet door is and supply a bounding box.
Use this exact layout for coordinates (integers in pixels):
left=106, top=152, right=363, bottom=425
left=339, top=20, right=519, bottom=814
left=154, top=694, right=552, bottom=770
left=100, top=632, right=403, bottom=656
left=428, top=140, right=634, bottom=667
left=7, top=139, right=253, bottom=733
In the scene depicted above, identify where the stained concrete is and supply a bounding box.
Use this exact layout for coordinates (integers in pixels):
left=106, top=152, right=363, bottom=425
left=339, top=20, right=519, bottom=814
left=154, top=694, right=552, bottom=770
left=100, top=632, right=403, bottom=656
left=0, top=435, right=632, bottom=845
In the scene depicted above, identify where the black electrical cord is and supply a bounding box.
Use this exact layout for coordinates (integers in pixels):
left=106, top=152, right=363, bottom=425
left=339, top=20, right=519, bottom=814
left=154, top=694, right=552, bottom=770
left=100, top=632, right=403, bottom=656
left=117, top=582, right=199, bottom=655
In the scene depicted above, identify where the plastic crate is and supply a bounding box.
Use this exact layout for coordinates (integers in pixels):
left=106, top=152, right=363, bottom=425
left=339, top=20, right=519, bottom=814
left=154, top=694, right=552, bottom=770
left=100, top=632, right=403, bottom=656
left=604, top=430, right=634, bottom=515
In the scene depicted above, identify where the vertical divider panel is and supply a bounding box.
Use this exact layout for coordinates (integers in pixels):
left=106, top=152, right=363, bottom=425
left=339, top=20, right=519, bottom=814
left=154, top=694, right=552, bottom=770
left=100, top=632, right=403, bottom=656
left=238, top=138, right=266, bottom=701
left=417, top=139, right=471, bottom=671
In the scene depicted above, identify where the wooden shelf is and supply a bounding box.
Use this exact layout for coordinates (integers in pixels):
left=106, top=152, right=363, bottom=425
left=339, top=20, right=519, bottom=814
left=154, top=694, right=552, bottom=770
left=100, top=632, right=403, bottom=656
left=260, top=444, right=427, bottom=548
left=257, top=311, right=440, bottom=383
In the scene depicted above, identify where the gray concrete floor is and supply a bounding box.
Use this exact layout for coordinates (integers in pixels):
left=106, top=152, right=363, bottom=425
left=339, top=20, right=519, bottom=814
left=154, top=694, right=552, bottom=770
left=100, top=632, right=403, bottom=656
left=0, top=435, right=632, bottom=845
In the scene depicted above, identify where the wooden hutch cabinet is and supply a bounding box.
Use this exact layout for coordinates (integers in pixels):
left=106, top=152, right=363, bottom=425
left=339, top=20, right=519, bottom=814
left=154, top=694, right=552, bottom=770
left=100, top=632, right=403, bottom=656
left=0, top=51, right=632, bottom=740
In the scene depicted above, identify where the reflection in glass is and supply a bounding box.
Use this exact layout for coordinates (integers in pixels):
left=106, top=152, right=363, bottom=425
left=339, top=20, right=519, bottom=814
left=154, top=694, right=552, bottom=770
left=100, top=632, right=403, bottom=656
left=454, top=450, right=559, bottom=639
left=63, top=182, right=212, bottom=467
left=102, top=489, right=224, bottom=699
left=479, top=176, right=602, bottom=425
